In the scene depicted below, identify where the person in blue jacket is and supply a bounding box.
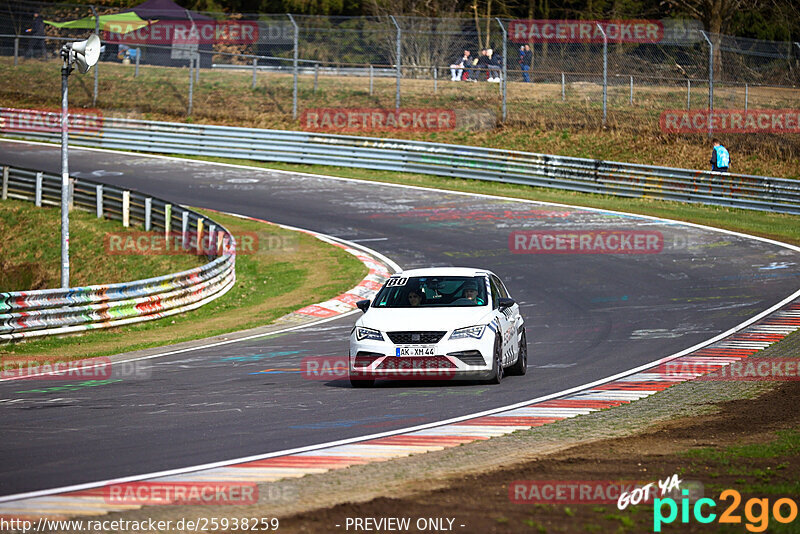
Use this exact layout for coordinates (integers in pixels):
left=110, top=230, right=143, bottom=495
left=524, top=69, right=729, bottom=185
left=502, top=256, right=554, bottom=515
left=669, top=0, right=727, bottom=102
left=710, top=138, right=730, bottom=172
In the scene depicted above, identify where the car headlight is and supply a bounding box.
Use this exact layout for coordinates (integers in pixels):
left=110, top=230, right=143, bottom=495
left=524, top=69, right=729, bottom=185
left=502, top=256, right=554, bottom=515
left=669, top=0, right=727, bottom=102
left=355, top=327, right=384, bottom=341
left=449, top=325, right=486, bottom=340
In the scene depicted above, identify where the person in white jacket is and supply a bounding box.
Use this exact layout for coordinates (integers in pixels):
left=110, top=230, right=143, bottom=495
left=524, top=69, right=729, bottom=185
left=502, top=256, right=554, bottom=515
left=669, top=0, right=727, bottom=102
left=450, top=50, right=470, bottom=81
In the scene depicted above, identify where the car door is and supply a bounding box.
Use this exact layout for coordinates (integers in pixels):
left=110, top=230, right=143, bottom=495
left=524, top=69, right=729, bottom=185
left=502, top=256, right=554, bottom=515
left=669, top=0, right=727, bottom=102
left=489, top=275, right=516, bottom=366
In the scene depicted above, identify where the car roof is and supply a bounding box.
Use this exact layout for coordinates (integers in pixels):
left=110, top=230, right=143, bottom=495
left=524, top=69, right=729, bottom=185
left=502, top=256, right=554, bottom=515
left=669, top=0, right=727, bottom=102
left=395, top=267, right=496, bottom=278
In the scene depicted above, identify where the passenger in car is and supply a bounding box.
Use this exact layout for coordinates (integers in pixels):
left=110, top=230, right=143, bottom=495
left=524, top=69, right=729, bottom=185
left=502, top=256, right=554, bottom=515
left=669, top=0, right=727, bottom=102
left=408, top=289, right=423, bottom=306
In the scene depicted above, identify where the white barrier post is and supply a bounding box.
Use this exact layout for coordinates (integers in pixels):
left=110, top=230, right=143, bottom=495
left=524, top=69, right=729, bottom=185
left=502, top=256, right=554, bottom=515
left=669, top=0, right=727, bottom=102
left=95, top=184, right=103, bottom=217
left=182, top=210, right=189, bottom=250
left=122, top=190, right=130, bottom=227
left=196, top=218, right=205, bottom=255
left=164, top=204, right=172, bottom=248
left=35, top=172, right=42, bottom=207
left=13, top=38, right=19, bottom=67
left=369, top=65, right=374, bottom=96
left=208, top=223, right=216, bottom=254
left=145, top=197, right=152, bottom=231
left=252, top=58, right=258, bottom=89
left=2, top=166, right=8, bottom=200
left=135, top=48, right=140, bottom=77
left=561, top=72, right=565, bottom=101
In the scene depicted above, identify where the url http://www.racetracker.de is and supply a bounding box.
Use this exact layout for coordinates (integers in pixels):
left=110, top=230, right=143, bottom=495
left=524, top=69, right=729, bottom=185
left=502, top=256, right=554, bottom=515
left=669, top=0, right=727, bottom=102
left=0, top=517, right=280, bottom=533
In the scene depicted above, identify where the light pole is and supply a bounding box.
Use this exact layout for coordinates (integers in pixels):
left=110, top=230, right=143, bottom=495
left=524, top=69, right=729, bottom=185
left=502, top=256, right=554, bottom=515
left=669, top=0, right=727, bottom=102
left=60, top=34, right=100, bottom=288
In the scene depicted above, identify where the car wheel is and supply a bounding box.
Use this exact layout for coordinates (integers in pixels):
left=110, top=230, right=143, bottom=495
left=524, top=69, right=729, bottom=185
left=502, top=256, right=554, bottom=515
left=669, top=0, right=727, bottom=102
left=488, top=334, right=503, bottom=384
left=508, top=329, right=527, bottom=376
left=350, top=376, right=375, bottom=388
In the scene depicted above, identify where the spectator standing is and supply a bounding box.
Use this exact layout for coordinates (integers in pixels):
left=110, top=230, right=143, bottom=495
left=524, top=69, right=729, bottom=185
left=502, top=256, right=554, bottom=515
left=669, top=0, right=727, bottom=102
left=520, top=44, right=532, bottom=83
left=25, top=12, right=46, bottom=59
left=449, top=50, right=470, bottom=81
left=710, top=138, right=730, bottom=172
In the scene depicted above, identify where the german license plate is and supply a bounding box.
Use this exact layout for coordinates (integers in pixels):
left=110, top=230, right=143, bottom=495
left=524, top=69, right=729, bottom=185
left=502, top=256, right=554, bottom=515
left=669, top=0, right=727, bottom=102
left=395, top=345, right=436, bottom=356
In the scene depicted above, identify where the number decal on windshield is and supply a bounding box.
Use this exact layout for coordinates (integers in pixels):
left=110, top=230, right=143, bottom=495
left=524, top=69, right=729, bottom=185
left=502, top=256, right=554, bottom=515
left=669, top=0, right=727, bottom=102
left=385, top=277, right=409, bottom=287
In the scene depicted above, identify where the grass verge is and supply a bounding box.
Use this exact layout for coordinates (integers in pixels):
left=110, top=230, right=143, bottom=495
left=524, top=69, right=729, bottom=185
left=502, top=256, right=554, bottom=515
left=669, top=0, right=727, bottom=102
left=0, top=204, right=367, bottom=362
left=1, top=57, right=798, bottom=179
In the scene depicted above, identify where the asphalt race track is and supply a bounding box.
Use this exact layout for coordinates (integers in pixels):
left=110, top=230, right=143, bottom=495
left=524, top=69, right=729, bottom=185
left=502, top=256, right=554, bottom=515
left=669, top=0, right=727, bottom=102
left=2, top=140, right=799, bottom=497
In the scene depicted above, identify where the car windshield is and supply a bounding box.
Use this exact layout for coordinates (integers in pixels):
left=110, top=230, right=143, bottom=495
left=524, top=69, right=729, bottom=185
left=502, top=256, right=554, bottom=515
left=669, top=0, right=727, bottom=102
left=373, top=276, right=488, bottom=308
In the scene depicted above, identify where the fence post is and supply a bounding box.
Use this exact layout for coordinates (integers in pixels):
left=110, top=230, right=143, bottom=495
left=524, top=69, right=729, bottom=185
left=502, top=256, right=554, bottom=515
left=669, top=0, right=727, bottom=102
left=561, top=72, right=565, bottom=101
left=134, top=48, right=140, bottom=77
left=91, top=5, right=99, bottom=107
left=390, top=15, right=401, bottom=110
left=687, top=79, right=691, bottom=109
left=14, top=37, right=18, bottom=66
left=433, top=66, right=437, bottom=94
left=288, top=14, right=299, bottom=120
left=496, top=18, right=507, bottom=122
left=629, top=75, right=633, bottom=104
left=596, top=23, right=607, bottom=126
left=188, top=57, right=194, bottom=116
left=744, top=83, right=748, bottom=113
left=144, top=197, right=152, bottom=231
left=96, top=184, right=103, bottom=217
left=208, top=223, right=216, bottom=255
left=369, top=65, right=374, bottom=96
left=122, top=190, right=130, bottom=228
left=314, top=63, right=319, bottom=93
left=181, top=210, right=189, bottom=250
left=252, top=58, right=258, bottom=89
left=700, top=30, right=714, bottom=137
left=196, top=217, right=204, bottom=255
left=164, top=204, right=172, bottom=240
left=35, top=172, right=42, bottom=207
left=2, top=166, right=8, bottom=200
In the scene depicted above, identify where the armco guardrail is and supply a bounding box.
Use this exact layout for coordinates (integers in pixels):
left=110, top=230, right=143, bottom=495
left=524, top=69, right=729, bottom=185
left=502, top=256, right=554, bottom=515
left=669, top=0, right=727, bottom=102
left=2, top=108, right=799, bottom=215
left=0, top=164, right=236, bottom=341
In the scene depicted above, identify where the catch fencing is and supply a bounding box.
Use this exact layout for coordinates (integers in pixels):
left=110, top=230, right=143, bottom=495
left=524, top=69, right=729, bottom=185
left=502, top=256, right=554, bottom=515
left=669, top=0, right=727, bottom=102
left=1, top=7, right=799, bottom=129
left=0, top=163, right=237, bottom=341
left=2, top=108, right=798, bottom=216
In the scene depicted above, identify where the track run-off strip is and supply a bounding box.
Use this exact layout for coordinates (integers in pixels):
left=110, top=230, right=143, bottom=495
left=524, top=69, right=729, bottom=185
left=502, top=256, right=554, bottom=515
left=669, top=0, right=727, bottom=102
left=1, top=299, right=798, bottom=519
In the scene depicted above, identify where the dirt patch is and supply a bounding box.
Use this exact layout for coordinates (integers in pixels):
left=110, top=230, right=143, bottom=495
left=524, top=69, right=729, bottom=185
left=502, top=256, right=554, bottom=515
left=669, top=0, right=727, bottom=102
left=275, top=381, right=800, bottom=533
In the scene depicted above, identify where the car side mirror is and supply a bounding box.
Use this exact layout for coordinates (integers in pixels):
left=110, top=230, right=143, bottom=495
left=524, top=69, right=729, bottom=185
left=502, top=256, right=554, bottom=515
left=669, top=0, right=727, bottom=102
left=497, top=297, right=515, bottom=310
left=356, top=300, right=371, bottom=313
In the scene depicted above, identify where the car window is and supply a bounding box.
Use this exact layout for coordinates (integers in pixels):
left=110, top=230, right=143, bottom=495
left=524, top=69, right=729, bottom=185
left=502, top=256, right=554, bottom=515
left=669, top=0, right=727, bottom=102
left=491, top=275, right=509, bottom=298
left=488, top=277, right=501, bottom=308
left=373, top=276, right=488, bottom=308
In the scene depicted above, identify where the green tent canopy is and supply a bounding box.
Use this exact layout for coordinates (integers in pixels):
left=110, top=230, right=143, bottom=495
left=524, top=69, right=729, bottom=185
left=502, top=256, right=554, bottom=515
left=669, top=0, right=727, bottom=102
left=45, top=12, right=154, bottom=34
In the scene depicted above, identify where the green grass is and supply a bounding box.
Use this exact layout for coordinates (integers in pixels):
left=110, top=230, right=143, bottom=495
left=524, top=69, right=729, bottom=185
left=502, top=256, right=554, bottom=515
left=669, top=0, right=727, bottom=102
left=685, top=429, right=800, bottom=463
left=0, top=199, right=203, bottom=291
left=0, top=204, right=367, bottom=361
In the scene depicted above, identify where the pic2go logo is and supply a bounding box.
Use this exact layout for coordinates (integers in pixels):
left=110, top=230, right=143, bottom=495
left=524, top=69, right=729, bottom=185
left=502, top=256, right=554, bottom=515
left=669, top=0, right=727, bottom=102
left=654, top=489, right=798, bottom=532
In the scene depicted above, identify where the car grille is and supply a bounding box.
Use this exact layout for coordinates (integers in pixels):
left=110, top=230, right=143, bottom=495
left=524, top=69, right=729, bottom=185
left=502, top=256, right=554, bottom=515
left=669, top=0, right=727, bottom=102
left=377, top=356, right=455, bottom=370
left=387, top=331, right=446, bottom=344
left=447, top=350, right=485, bottom=366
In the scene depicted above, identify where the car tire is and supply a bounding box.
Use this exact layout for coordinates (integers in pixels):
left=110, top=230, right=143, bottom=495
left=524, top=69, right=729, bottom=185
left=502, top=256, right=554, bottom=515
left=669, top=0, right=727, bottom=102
left=349, top=376, right=375, bottom=388
left=507, top=329, right=527, bottom=376
left=487, top=334, right=503, bottom=384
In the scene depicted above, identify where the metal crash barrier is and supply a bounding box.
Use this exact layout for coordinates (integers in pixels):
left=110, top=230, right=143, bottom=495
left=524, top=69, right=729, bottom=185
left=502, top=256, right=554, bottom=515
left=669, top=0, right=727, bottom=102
left=2, top=108, right=798, bottom=215
left=0, top=164, right=236, bottom=341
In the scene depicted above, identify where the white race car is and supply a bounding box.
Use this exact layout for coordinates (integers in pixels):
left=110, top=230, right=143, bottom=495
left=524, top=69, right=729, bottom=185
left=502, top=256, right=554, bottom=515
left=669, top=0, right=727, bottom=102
left=349, top=267, right=526, bottom=387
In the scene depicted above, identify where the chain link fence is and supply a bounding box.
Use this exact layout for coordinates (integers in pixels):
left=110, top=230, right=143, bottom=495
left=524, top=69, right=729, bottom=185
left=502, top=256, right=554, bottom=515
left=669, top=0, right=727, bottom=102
left=1, top=2, right=799, bottom=135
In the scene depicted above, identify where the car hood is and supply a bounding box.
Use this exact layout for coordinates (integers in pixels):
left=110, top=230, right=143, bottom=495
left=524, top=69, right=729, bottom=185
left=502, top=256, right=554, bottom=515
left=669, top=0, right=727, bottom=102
left=358, top=307, right=494, bottom=333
